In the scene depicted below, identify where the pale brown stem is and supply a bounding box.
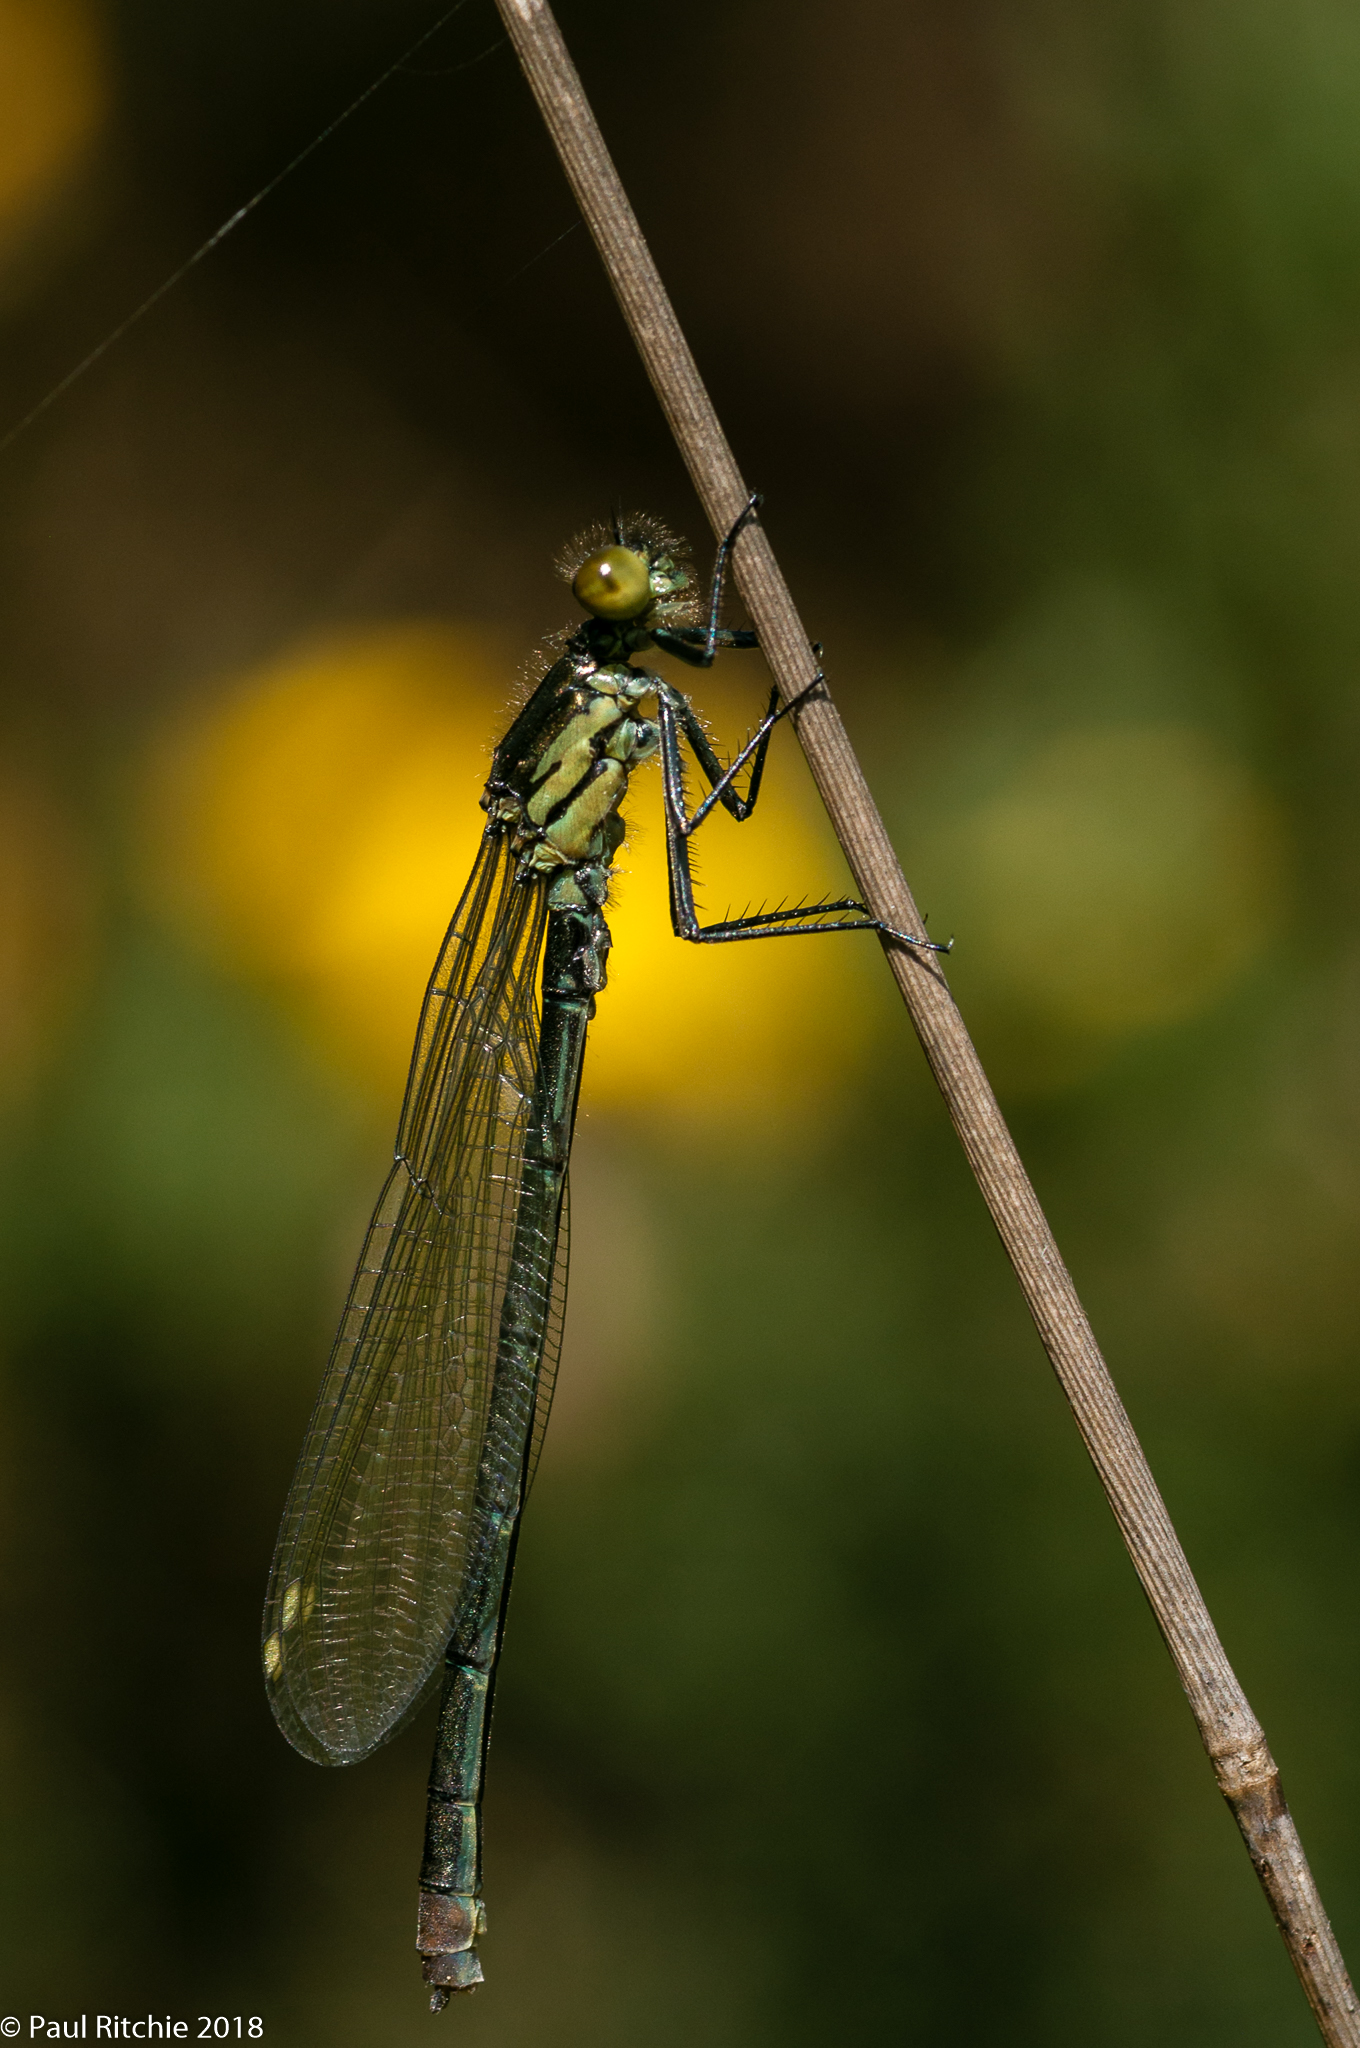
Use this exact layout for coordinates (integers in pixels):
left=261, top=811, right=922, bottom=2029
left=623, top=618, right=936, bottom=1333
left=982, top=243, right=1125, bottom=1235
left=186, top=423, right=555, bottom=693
left=492, top=0, right=1358, bottom=2035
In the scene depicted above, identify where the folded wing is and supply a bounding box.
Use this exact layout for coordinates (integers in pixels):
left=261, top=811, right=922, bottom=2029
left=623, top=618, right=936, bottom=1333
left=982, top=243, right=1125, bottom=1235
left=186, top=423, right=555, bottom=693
left=263, top=831, right=551, bottom=1765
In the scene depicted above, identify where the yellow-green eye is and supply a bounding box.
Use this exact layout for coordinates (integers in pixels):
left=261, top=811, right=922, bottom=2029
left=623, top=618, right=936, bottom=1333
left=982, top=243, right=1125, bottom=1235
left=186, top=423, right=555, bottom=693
left=572, top=545, right=653, bottom=619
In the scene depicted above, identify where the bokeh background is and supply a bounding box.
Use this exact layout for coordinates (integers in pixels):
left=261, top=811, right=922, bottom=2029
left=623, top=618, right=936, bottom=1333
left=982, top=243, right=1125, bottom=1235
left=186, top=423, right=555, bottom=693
left=0, top=0, right=1357, bottom=2039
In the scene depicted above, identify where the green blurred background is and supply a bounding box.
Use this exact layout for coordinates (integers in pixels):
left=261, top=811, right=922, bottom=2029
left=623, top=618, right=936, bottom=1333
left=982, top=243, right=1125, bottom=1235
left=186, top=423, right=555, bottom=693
left=1, top=0, right=1357, bottom=2039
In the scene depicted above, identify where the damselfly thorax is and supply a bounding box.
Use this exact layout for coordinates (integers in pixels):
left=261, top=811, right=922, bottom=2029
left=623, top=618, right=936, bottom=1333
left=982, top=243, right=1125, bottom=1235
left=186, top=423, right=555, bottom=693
left=485, top=661, right=657, bottom=892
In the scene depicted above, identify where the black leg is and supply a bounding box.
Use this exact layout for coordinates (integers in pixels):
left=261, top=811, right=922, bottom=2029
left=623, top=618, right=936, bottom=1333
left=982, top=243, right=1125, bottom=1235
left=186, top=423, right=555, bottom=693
left=651, top=623, right=759, bottom=666
left=655, top=682, right=950, bottom=955
left=659, top=683, right=775, bottom=828
left=701, top=493, right=763, bottom=665
left=650, top=494, right=764, bottom=670
left=659, top=674, right=826, bottom=833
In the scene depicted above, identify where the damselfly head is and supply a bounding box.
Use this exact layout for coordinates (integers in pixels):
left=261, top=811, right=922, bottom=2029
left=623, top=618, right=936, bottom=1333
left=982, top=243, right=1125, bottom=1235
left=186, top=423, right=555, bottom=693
left=558, top=513, right=700, bottom=627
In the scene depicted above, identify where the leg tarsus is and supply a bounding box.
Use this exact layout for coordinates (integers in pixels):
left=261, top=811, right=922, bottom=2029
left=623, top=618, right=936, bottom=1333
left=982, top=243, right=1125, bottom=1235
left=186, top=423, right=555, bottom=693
left=682, top=492, right=762, bottom=668
left=876, top=921, right=953, bottom=955
left=680, top=900, right=952, bottom=951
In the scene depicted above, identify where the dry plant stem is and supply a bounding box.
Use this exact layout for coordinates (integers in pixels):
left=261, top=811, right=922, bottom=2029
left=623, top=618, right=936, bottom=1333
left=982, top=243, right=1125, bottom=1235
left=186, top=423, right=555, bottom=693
left=494, top=0, right=1358, bottom=2036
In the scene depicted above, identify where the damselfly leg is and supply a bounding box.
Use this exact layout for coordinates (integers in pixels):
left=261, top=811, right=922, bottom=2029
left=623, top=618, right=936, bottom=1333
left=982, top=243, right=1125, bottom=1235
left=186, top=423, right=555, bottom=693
left=654, top=660, right=949, bottom=953
left=652, top=491, right=763, bottom=669
left=651, top=497, right=949, bottom=954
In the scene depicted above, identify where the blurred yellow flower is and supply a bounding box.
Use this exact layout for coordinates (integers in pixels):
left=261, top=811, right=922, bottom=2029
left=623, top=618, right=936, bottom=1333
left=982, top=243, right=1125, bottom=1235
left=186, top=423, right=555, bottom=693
left=0, top=0, right=103, bottom=246
left=140, top=624, right=878, bottom=1133
left=142, top=625, right=498, bottom=1088
left=938, top=723, right=1287, bottom=1090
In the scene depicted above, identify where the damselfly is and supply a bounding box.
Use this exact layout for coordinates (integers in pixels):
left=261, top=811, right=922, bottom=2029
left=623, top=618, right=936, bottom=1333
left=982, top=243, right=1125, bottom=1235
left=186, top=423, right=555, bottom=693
left=261, top=501, right=944, bottom=2006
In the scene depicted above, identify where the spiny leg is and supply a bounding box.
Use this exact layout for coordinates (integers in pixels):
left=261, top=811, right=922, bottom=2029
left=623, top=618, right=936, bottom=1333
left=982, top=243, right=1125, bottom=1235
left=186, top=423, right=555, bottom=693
left=651, top=492, right=765, bottom=670
left=657, top=683, right=949, bottom=954
left=648, top=493, right=948, bottom=953
left=659, top=675, right=829, bottom=833
left=705, top=493, right=763, bottom=657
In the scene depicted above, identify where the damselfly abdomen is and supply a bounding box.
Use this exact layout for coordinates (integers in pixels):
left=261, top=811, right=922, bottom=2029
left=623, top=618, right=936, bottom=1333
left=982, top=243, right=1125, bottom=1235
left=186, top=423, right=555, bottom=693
left=261, top=504, right=942, bottom=2005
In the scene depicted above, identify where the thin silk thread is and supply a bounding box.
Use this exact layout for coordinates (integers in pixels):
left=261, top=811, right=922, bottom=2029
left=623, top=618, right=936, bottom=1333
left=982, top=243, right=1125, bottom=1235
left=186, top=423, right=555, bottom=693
left=0, top=0, right=502, bottom=457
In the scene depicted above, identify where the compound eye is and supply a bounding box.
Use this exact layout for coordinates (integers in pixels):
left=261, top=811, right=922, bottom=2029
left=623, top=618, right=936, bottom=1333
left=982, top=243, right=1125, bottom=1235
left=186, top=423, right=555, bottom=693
left=572, top=545, right=653, bottom=619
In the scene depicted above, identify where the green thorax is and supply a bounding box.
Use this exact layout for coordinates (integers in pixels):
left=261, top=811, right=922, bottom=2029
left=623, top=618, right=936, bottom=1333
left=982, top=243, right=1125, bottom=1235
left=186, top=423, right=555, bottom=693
left=483, top=636, right=660, bottom=893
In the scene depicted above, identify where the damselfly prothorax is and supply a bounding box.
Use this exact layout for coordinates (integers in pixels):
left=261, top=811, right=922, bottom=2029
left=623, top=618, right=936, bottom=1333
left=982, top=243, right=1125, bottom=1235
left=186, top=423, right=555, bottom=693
left=261, top=501, right=945, bottom=2006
